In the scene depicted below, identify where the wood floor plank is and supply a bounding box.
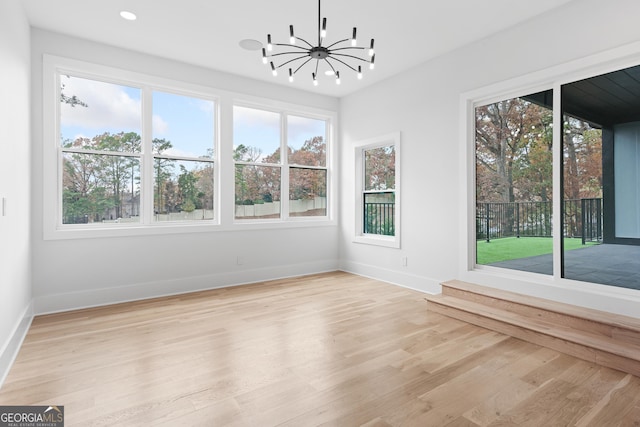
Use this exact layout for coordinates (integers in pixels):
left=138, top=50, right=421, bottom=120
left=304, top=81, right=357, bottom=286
left=0, top=271, right=638, bottom=426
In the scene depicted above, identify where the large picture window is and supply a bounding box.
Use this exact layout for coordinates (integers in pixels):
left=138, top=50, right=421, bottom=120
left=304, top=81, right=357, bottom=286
left=45, top=56, right=335, bottom=238
left=58, top=74, right=216, bottom=226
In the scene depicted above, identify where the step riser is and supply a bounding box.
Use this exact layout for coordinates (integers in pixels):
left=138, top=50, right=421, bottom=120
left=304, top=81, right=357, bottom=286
left=428, top=301, right=640, bottom=377
left=442, top=286, right=640, bottom=348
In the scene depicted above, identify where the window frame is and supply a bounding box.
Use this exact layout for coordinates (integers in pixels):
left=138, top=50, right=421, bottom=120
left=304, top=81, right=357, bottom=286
left=353, top=132, right=401, bottom=248
left=232, top=102, right=332, bottom=223
left=43, top=55, right=337, bottom=240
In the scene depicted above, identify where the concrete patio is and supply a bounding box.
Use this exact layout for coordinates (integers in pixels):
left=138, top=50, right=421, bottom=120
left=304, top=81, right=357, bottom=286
left=489, top=243, right=640, bottom=290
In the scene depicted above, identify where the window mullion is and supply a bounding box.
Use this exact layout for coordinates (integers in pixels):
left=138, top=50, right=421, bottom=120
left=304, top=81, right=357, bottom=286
left=281, top=114, right=290, bottom=220
left=552, top=83, right=563, bottom=279
left=142, top=87, right=154, bottom=225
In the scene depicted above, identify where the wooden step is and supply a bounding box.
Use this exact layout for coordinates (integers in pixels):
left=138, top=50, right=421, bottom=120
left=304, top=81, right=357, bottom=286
left=425, top=281, right=640, bottom=377
left=442, top=280, right=640, bottom=347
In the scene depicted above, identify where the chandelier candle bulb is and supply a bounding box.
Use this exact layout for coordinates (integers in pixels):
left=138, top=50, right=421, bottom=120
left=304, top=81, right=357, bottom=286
left=261, top=0, right=376, bottom=85
left=370, top=54, right=375, bottom=70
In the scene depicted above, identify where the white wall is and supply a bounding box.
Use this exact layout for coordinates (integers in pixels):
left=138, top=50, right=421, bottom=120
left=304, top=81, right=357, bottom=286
left=31, top=29, right=340, bottom=314
left=0, top=0, right=33, bottom=385
left=339, top=0, right=640, bottom=317
left=614, top=122, right=640, bottom=238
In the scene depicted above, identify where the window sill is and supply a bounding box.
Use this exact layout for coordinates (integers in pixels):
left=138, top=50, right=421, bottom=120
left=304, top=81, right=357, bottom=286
left=44, top=218, right=337, bottom=240
left=353, top=234, right=400, bottom=248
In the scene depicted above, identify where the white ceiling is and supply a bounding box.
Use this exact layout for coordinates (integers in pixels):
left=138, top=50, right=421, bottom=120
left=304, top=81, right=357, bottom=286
left=21, top=0, right=575, bottom=97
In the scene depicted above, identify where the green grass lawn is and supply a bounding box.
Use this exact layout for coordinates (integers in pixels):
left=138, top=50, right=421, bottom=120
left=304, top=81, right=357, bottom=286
left=476, top=237, right=598, bottom=265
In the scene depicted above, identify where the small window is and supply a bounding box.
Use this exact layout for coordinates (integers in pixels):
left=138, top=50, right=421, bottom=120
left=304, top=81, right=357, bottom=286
left=354, top=133, right=400, bottom=247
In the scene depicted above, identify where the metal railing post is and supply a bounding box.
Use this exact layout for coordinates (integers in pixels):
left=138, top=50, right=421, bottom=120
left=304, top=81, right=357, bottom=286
left=516, top=202, right=520, bottom=238
left=485, top=203, right=490, bottom=242
left=581, top=198, right=586, bottom=245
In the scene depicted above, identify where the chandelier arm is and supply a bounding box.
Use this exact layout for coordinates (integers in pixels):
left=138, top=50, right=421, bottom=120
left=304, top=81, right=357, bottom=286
left=325, top=38, right=351, bottom=49
left=293, top=37, right=315, bottom=49
left=276, top=54, right=314, bottom=69
left=330, top=52, right=372, bottom=64
left=325, top=56, right=359, bottom=73
left=323, top=58, right=337, bottom=75
left=270, top=51, right=312, bottom=58
left=274, top=43, right=309, bottom=51
left=293, top=57, right=314, bottom=74
left=329, top=46, right=366, bottom=52
left=314, top=59, right=320, bottom=76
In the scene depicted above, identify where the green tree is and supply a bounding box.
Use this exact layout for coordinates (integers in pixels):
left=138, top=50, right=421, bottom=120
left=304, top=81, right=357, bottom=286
left=364, top=145, right=395, bottom=191
left=288, top=136, right=327, bottom=202
left=94, top=133, right=137, bottom=219
left=178, top=165, right=199, bottom=212
left=153, top=138, right=175, bottom=214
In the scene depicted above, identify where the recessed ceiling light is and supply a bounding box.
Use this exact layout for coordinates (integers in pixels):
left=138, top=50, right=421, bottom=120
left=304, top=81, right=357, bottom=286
left=120, top=11, right=137, bottom=21
left=239, top=39, right=263, bottom=51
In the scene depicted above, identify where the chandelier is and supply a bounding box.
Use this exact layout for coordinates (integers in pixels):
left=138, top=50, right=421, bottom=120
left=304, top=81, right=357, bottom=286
left=262, top=0, right=376, bottom=86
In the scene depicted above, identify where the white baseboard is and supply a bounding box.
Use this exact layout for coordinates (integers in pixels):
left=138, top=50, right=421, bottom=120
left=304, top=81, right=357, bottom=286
left=34, top=259, right=339, bottom=315
left=339, top=260, right=442, bottom=295
left=0, top=301, right=34, bottom=389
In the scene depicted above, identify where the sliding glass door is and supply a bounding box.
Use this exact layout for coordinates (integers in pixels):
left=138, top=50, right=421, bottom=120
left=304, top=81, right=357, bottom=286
left=475, top=90, right=554, bottom=275
left=561, top=65, right=640, bottom=290
left=473, top=64, right=640, bottom=291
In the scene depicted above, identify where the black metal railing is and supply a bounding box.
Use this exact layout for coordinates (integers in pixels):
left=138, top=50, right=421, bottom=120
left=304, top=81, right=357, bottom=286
left=476, top=198, right=602, bottom=243
left=582, top=198, right=603, bottom=243
left=364, top=202, right=395, bottom=236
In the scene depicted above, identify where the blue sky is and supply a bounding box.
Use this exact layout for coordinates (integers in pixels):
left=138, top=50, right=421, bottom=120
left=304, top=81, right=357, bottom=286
left=60, top=75, right=325, bottom=163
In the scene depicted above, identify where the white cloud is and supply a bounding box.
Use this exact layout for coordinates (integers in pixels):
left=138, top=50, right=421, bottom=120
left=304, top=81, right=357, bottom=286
left=234, top=106, right=279, bottom=130
left=152, top=114, right=168, bottom=134
left=61, top=75, right=142, bottom=131
left=197, top=99, right=215, bottom=114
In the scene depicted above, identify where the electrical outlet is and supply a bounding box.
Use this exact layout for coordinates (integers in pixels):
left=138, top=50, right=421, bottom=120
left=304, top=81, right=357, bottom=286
left=402, top=257, right=408, bottom=267
left=236, top=256, right=244, bottom=265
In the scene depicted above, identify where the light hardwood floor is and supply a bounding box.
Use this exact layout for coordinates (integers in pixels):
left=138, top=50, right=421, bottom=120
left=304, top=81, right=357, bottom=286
left=1, top=272, right=639, bottom=426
